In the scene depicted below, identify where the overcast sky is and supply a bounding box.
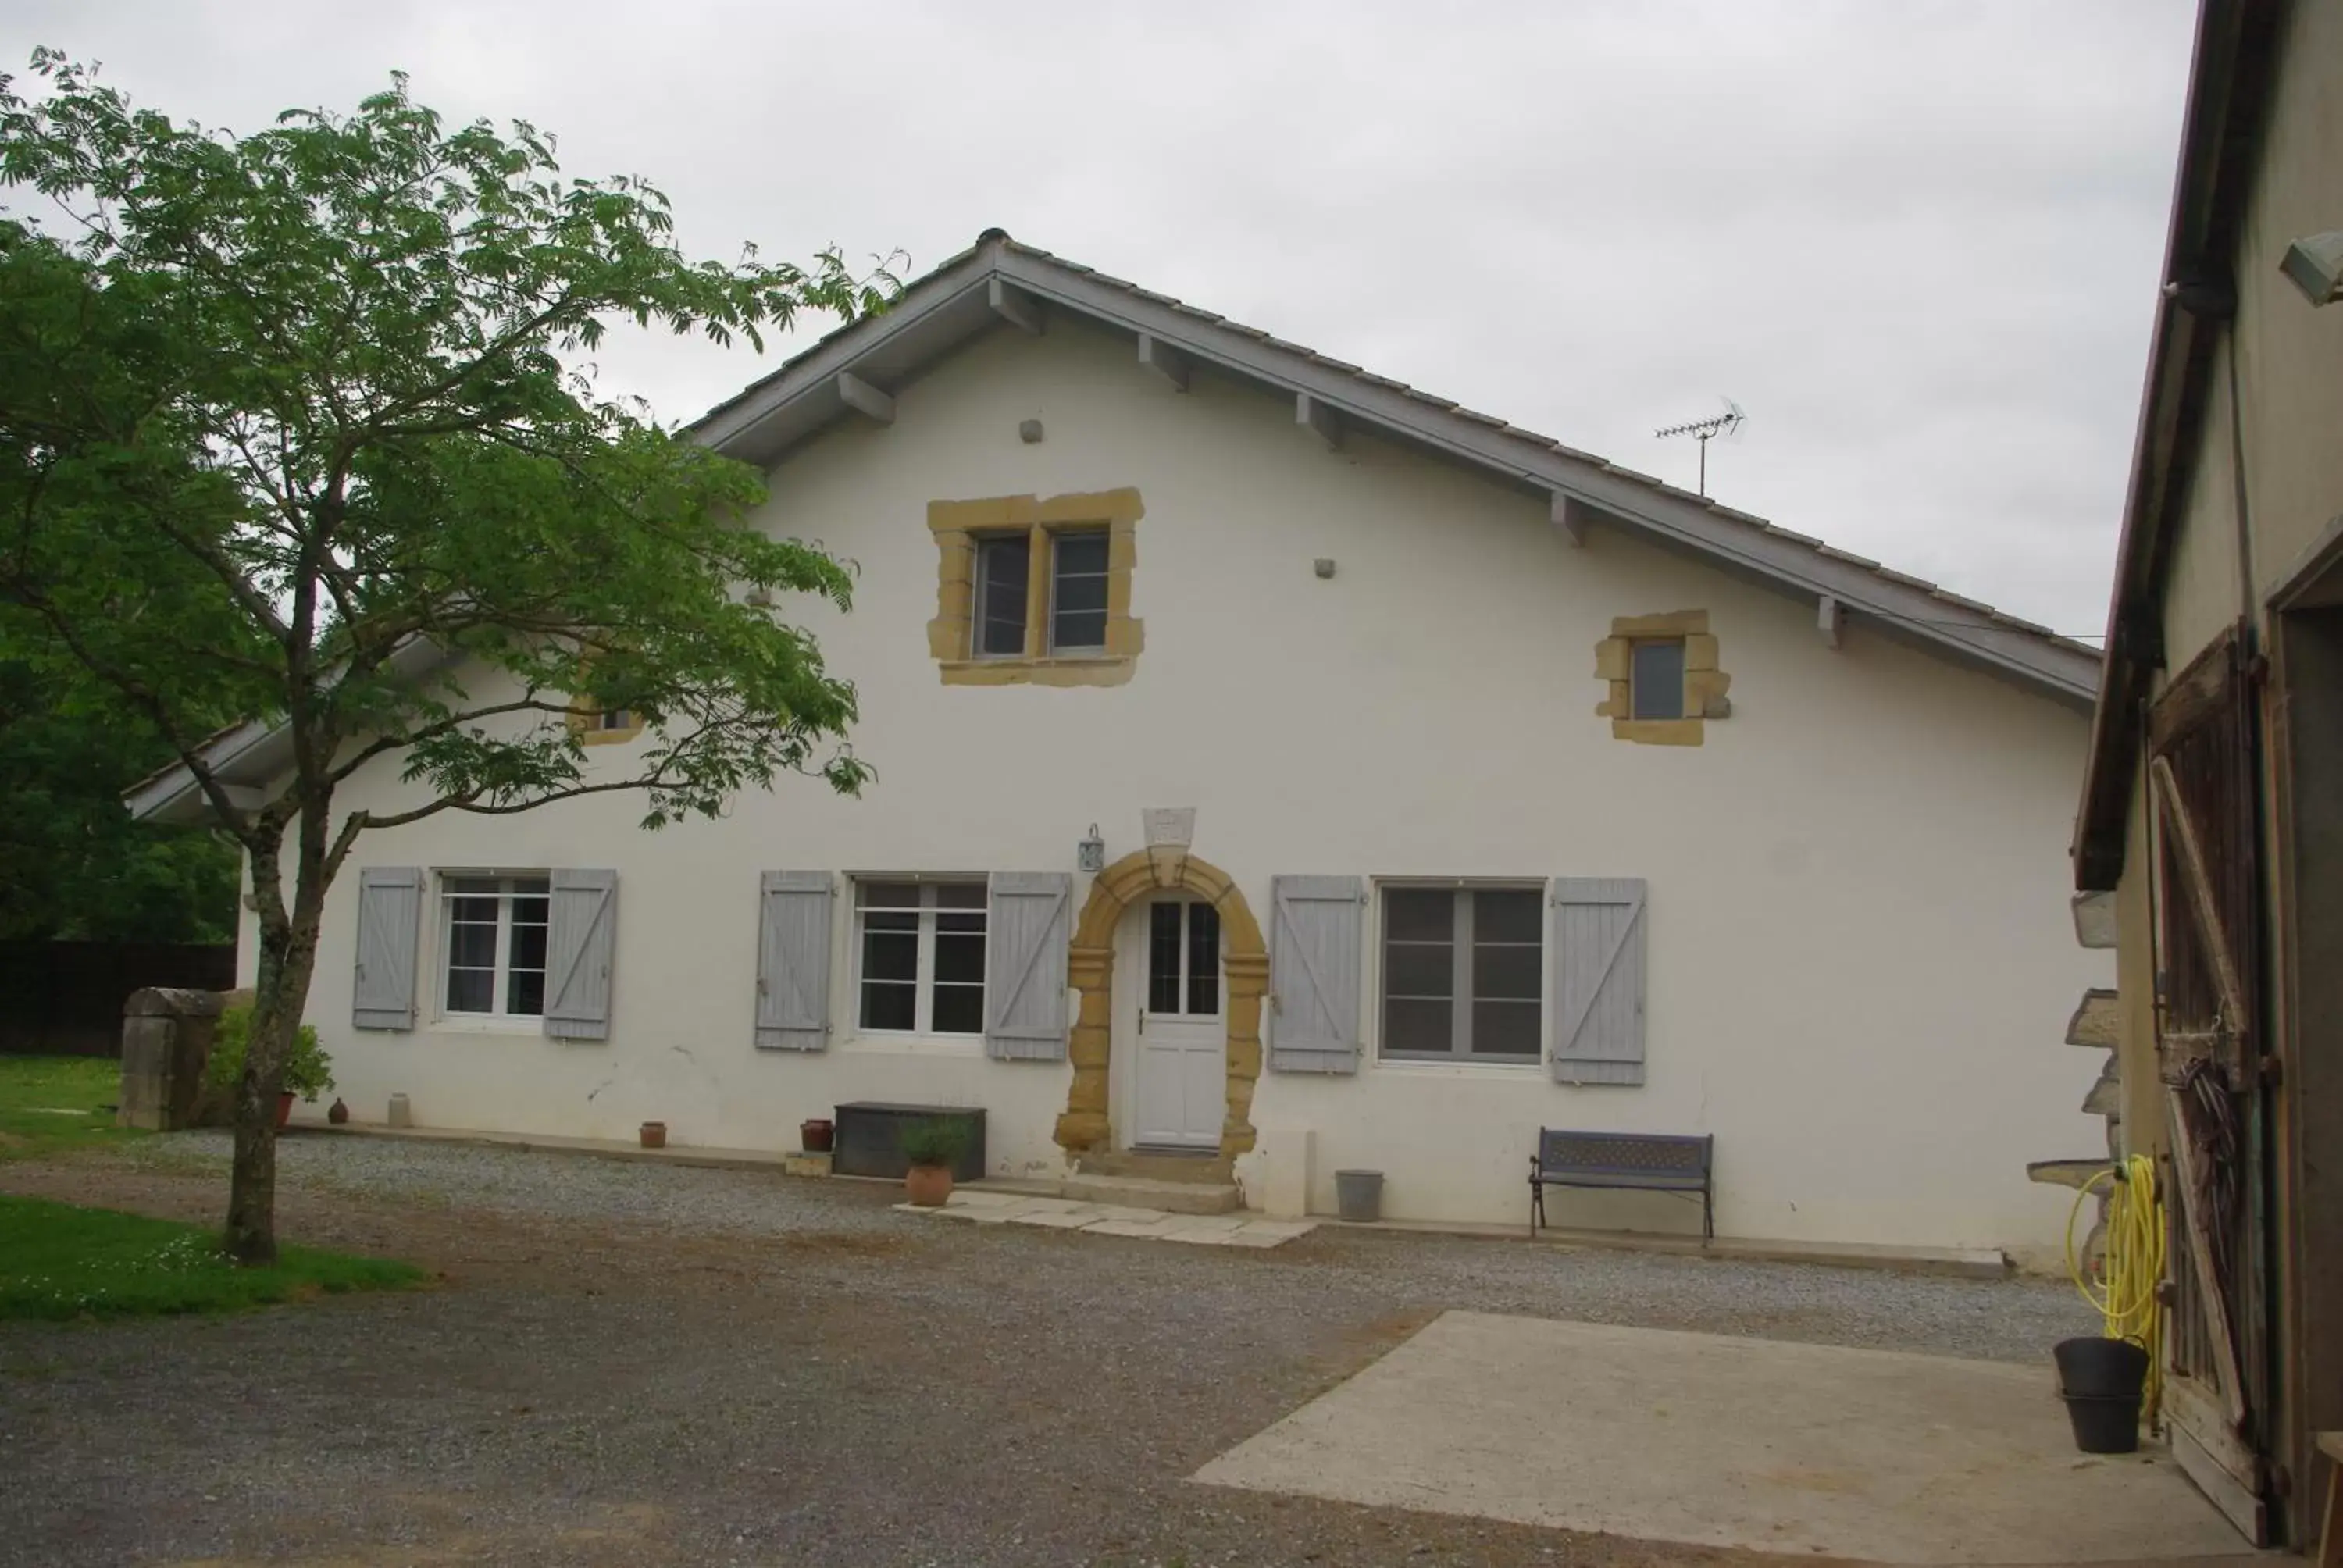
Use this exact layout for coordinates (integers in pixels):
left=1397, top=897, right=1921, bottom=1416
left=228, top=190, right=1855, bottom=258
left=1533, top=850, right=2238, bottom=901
left=4, top=2, right=2198, bottom=636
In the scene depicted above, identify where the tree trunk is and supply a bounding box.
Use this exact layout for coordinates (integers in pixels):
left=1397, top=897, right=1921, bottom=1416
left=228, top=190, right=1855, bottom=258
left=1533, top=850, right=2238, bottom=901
left=223, top=879, right=325, bottom=1266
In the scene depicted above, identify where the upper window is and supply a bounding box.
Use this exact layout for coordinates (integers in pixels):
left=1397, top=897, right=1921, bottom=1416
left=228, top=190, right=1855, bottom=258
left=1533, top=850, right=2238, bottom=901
left=1379, top=885, right=1542, bottom=1062
left=1630, top=640, right=1686, bottom=721
left=855, top=880, right=986, bottom=1035
left=925, top=490, right=1146, bottom=687
left=442, top=875, right=550, bottom=1017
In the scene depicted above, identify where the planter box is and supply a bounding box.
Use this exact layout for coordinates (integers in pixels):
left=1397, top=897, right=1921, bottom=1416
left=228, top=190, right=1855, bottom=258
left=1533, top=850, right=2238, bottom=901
left=832, top=1102, right=986, bottom=1184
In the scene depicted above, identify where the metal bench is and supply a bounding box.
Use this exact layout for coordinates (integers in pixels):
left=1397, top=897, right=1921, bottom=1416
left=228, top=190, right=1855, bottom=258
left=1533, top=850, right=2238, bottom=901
left=1530, top=1128, right=1714, bottom=1242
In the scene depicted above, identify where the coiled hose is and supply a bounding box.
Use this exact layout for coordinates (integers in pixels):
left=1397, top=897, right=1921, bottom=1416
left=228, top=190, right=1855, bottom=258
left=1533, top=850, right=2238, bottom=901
left=2066, top=1153, right=2165, bottom=1424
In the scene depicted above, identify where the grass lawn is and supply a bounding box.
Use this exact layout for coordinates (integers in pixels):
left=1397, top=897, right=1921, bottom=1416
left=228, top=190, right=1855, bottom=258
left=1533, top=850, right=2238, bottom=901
left=0, top=1194, right=426, bottom=1322
left=0, top=1055, right=144, bottom=1161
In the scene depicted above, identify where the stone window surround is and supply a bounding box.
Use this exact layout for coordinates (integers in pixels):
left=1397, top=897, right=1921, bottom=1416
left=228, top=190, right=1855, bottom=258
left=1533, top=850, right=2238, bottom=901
left=1594, top=609, right=1732, bottom=747
left=926, top=489, right=1144, bottom=687
left=570, top=707, right=645, bottom=747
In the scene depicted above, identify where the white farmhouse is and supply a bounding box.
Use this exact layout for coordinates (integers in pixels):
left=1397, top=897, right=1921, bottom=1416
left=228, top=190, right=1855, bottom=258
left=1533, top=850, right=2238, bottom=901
left=136, top=233, right=2109, bottom=1260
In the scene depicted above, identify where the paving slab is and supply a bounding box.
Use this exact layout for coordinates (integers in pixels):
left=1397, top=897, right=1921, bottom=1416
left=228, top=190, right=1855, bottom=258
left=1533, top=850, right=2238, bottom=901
left=1193, top=1310, right=2245, bottom=1565
left=899, top=1191, right=1320, bottom=1247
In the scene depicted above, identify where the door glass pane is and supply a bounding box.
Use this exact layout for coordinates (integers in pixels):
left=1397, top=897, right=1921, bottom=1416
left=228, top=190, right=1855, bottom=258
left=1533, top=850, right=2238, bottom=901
left=1632, top=640, right=1687, bottom=720
left=975, top=536, right=1030, bottom=656
left=1148, top=902, right=1182, bottom=1014
left=1187, top=900, right=1221, bottom=1016
left=1472, top=999, right=1541, bottom=1057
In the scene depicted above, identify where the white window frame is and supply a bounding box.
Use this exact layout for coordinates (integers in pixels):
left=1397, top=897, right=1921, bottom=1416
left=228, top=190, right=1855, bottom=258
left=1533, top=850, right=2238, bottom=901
left=437, top=872, right=551, bottom=1020
left=1047, top=528, right=1111, bottom=654
left=1376, top=880, right=1545, bottom=1064
left=851, top=879, right=988, bottom=1036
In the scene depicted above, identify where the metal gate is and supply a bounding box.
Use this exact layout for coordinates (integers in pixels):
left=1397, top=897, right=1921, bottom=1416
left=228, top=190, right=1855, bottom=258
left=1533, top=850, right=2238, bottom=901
left=2148, top=624, right=2273, bottom=1542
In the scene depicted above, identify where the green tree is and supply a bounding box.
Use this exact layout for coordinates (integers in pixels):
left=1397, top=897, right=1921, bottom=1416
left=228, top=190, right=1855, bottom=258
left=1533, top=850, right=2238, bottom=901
left=0, top=52, right=895, bottom=1262
left=0, top=622, right=241, bottom=943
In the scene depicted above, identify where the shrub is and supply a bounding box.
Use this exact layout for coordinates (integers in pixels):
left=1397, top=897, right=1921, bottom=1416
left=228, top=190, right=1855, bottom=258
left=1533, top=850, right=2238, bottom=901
left=205, top=1004, right=334, bottom=1103
left=898, top=1117, right=970, bottom=1170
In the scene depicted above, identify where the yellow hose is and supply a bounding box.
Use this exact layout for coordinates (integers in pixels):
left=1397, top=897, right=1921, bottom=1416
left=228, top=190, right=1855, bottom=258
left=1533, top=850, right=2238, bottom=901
left=2066, top=1153, right=2165, bottom=1424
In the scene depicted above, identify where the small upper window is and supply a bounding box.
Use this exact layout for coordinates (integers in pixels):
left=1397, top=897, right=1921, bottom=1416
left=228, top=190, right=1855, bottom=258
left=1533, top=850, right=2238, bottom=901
left=595, top=707, right=633, bottom=732
left=442, top=875, right=551, bottom=1017
left=1049, top=531, right=1111, bottom=652
left=974, top=536, right=1031, bottom=657
left=1630, top=640, right=1686, bottom=722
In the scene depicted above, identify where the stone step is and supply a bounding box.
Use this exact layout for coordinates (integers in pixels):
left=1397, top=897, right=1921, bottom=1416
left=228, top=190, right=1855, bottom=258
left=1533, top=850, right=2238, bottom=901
left=1060, top=1172, right=1243, bottom=1215
left=1076, top=1149, right=1229, bottom=1184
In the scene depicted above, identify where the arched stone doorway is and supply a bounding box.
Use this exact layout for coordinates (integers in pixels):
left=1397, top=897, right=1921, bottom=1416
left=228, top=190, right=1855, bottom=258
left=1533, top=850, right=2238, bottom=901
left=1052, top=847, right=1267, bottom=1171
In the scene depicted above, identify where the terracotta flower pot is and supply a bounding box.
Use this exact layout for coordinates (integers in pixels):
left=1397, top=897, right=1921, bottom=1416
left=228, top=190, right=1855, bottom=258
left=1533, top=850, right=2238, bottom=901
left=800, top=1117, right=834, bottom=1153
left=274, top=1092, right=294, bottom=1131
left=904, top=1163, right=954, bottom=1208
left=640, top=1121, right=667, bottom=1149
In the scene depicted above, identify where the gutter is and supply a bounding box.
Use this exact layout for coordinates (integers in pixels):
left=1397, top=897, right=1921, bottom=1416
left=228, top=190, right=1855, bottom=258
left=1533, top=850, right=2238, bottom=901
left=2070, top=0, right=2288, bottom=891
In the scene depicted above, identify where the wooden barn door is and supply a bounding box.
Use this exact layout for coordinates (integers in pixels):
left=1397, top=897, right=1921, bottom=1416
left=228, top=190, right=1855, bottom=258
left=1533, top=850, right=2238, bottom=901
left=2149, top=625, right=2273, bottom=1544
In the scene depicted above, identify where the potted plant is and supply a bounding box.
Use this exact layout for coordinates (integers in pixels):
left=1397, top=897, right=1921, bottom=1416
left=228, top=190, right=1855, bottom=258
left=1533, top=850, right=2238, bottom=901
left=206, top=1004, right=334, bottom=1130
left=898, top=1117, right=970, bottom=1208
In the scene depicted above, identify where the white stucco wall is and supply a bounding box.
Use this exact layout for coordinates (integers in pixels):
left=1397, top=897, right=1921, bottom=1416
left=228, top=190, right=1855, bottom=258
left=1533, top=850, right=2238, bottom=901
left=259, top=316, right=2109, bottom=1262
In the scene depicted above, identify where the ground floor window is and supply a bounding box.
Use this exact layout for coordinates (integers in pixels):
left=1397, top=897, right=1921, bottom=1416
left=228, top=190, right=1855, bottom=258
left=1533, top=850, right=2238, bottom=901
left=441, top=875, right=551, bottom=1017
left=855, top=880, right=987, bottom=1034
left=1379, top=884, right=1542, bottom=1061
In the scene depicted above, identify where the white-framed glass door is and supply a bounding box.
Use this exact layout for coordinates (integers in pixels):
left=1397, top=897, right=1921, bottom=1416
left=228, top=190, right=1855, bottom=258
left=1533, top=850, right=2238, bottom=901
left=1132, top=897, right=1224, bottom=1149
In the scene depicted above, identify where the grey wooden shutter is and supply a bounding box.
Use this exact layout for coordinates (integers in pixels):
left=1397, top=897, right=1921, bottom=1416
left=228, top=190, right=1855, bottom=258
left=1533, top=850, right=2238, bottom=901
left=544, top=868, right=619, bottom=1041
left=756, top=871, right=833, bottom=1052
left=1551, top=877, right=1647, bottom=1085
left=984, top=871, right=1071, bottom=1060
left=351, top=867, right=423, bottom=1031
left=1269, top=875, right=1364, bottom=1073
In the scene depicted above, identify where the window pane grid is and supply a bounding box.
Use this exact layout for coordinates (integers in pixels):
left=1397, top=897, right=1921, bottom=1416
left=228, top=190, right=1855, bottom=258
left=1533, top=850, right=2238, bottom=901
left=854, top=879, right=987, bottom=1035
left=1050, top=529, right=1110, bottom=652
left=441, top=875, right=551, bottom=1019
left=1379, top=886, right=1543, bottom=1060
left=974, top=536, right=1030, bottom=657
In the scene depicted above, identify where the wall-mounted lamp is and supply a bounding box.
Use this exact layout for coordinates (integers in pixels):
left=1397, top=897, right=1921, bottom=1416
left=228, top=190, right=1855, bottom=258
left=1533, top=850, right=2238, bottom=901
left=1077, top=823, right=1105, bottom=873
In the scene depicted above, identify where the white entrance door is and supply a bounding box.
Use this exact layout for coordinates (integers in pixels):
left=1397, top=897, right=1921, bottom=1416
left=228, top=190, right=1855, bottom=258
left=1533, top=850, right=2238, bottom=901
left=1132, top=897, right=1225, bottom=1149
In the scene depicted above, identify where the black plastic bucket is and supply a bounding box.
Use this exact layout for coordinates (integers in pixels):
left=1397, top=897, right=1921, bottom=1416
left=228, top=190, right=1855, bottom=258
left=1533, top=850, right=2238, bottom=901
left=2061, top=1392, right=2142, bottom=1454
left=2054, top=1336, right=2149, bottom=1398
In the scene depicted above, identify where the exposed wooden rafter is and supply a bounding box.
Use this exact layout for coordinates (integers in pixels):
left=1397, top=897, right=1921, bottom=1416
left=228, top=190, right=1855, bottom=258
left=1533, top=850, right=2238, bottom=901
left=1137, top=333, right=1191, bottom=392
left=987, top=277, right=1043, bottom=335
left=836, top=372, right=895, bottom=425
left=1551, top=492, right=1592, bottom=547
left=1296, top=392, right=1343, bottom=451
left=1818, top=593, right=1846, bottom=649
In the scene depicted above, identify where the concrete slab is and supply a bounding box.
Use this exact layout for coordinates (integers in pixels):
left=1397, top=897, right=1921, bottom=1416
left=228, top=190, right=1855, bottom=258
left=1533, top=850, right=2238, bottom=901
left=1193, top=1312, right=2245, bottom=1566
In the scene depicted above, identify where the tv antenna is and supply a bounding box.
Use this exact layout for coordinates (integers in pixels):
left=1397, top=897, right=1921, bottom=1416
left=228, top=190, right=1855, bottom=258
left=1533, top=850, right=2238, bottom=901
left=1655, top=398, right=1746, bottom=497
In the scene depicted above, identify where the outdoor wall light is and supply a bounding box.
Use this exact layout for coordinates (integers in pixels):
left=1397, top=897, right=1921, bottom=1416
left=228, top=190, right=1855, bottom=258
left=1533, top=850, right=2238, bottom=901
left=2281, top=230, right=2343, bottom=307
left=1077, top=823, right=1105, bottom=873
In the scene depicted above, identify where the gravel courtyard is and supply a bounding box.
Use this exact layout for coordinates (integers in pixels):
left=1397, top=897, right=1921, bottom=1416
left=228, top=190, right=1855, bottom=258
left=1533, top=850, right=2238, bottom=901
left=0, top=1132, right=2097, bottom=1567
